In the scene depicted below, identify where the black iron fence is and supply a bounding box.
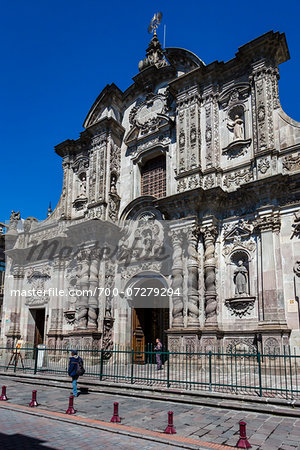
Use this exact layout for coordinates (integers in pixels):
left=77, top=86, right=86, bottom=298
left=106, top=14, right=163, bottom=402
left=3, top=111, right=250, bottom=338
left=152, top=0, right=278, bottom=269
left=0, top=345, right=299, bottom=399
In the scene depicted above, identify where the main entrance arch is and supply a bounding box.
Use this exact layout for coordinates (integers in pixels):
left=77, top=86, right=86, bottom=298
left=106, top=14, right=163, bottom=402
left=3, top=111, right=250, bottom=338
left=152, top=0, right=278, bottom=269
left=126, top=273, right=170, bottom=362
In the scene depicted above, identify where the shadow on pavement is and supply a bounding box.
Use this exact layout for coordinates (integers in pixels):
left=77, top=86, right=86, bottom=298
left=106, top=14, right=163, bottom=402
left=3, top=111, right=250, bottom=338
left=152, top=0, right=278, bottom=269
left=79, top=387, right=89, bottom=395
left=0, top=432, right=53, bottom=449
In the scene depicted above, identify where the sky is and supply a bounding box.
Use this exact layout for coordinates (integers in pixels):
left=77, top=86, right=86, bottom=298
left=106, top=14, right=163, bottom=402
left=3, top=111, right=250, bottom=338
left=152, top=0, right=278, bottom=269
left=0, top=0, right=299, bottom=223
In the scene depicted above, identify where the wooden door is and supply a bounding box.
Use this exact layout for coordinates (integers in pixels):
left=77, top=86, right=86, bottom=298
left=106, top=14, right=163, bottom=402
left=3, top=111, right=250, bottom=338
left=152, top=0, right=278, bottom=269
left=132, top=309, right=145, bottom=363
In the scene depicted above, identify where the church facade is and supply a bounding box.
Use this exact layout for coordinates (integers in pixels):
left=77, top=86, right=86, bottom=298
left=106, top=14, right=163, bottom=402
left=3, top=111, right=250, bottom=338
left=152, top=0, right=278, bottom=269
left=2, top=30, right=300, bottom=354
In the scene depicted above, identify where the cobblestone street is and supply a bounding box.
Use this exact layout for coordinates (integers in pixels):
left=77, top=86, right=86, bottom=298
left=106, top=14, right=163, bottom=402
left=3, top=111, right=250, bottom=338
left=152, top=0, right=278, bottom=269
left=0, top=408, right=184, bottom=449
left=0, top=376, right=299, bottom=449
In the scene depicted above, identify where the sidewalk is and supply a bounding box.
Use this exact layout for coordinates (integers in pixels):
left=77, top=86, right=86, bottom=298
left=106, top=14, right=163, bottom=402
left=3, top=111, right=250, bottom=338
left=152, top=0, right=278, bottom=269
left=0, top=375, right=300, bottom=449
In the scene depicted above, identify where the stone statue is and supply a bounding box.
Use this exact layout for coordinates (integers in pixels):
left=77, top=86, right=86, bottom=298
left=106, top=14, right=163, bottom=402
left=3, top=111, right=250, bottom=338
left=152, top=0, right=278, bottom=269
left=227, top=115, right=244, bottom=141
left=110, top=174, right=117, bottom=193
left=79, top=175, right=87, bottom=197
left=234, top=260, right=248, bottom=295
left=9, top=211, right=20, bottom=230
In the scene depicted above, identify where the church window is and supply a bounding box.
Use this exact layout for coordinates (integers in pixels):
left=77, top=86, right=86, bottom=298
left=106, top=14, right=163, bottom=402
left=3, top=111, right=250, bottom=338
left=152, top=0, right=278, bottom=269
left=141, top=155, right=166, bottom=198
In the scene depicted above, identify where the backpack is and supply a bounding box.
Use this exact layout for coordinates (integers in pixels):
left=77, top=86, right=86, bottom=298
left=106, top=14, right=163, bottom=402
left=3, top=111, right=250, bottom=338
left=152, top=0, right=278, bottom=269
left=76, top=357, right=85, bottom=376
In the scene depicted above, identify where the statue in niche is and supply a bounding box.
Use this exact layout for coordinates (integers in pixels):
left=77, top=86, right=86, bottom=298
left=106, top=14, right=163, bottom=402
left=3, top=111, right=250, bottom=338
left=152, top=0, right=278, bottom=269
left=110, top=174, right=117, bottom=193
left=233, top=260, right=248, bottom=295
left=227, top=114, right=244, bottom=141
left=79, top=174, right=87, bottom=197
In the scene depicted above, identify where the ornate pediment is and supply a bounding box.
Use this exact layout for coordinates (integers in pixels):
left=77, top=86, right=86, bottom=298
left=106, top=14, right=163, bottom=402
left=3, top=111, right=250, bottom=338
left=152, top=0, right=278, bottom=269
left=223, top=220, right=255, bottom=256
left=224, top=220, right=253, bottom=242
left=219, top=83, right=250, bottom=108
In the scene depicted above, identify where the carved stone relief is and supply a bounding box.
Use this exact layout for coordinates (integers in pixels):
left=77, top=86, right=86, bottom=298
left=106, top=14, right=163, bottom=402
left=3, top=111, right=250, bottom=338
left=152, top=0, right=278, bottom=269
left=292, top=209, right=300, bottom=238
left=223, top=168, right=253, bottom=189
left=204, top=174, right=214, bottom=189
left=264, top=337, right=280, bottom=355
left=25, top=266, right=51, bottom=306
left=257, top=157, right=270, bottom=174
left=205, top=103, right=212, bottom=168
left=282, top=153, right=300, bottom=172
left=129, top=93, right=168, bottom=135
left=225, top=338, right=256, bottom=353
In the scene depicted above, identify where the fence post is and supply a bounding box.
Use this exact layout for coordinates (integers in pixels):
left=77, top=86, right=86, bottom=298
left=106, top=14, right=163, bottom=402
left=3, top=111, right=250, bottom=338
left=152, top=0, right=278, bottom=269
left=99, top=349, right=104, bottom=381
left=209, top=351, right=212, bottom=391
left=257, top=351, right=263, bottom=397
left=167, top=351, right=170, bottom=388
left=34, top=347, right=39, bottom=375
left=130, top=349, right=134, bottom=384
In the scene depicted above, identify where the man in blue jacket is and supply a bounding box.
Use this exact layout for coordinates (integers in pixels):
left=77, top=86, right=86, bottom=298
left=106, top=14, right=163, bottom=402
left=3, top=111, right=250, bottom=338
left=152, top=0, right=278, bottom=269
left=68, top=350, right=82, bottom=397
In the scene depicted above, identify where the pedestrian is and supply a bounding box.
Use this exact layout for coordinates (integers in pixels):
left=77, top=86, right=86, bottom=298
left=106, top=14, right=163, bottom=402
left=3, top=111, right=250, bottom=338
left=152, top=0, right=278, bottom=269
left=68, top=350, right=85, bottom=397
left=154, top=338, right=163, bottom=370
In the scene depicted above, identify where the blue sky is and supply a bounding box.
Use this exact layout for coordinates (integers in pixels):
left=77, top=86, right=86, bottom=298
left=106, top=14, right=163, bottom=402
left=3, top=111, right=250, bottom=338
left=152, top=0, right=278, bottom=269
left=0, top=0, right=299, bottom=222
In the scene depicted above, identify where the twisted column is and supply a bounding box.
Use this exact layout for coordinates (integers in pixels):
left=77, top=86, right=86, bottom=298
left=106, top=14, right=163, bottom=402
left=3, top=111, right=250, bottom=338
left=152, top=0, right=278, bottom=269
left=76, top=251, right=90, bottom=329
left=170, top=230, right=184, bottom=327
left=201, top=225, right=218, bottom=324
left=186, top=227, right=200, bottom=326
left=88, top=255, right=99, bottom=329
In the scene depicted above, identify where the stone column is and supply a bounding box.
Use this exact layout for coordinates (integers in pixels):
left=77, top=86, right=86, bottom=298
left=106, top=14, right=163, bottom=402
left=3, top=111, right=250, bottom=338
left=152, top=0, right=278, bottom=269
left=186, top=227, right=200, bottom=326
left=170, top=229, right=184, bottom=327
left=76, top=251, right=90, bottom=329
left=201, top=221, right=218, bottom=325
left=6, top=265, right=23, bottom=345
left=87, top=255, right=99, bottom=329
left=254, top=208, right=286, bottom=324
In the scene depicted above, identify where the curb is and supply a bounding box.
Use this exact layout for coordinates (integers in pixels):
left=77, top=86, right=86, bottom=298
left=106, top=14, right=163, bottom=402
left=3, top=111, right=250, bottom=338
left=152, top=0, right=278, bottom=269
left=1, top=371, right=299, bottom=417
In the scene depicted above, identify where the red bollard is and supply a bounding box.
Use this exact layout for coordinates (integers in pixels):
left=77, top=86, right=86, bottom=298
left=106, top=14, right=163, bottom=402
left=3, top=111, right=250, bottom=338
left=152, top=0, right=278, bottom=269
left=66, top=394, right=76, bottom=414
left=236, top=421, right=251, bottom=448
left=164, top=411, right=176, bottom=434
left=110, top=402, right=121, bottom=423
left=0, top=386, right=8, bottom=401
left=29, top=390, right=38, bottom=407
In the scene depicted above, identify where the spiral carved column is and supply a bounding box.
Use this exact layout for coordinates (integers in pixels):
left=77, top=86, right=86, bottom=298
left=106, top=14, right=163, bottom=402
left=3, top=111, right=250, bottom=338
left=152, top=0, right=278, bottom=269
left=170, top=230, right=184, bottom=327
left=76, top=251, right=90, bottom=329
left=201, top=224, right=218, bottom=325
left=88, top=255, right=99, bottom=329
left=186, top=227, right=200, bottom=326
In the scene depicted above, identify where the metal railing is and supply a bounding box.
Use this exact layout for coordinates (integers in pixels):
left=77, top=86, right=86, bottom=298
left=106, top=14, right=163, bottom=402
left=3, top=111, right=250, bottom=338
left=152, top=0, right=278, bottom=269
left=0, top=345, right=299, bottom=399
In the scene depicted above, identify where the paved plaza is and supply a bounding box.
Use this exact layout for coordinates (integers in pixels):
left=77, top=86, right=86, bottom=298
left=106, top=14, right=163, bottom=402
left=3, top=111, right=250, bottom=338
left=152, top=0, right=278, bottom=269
left=0, top=376, right=300, bottom=449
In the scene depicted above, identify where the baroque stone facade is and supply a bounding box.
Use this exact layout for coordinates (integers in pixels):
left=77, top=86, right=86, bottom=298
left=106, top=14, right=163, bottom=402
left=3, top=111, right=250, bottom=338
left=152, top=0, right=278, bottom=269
left=1, top=30, right=300, bottom=353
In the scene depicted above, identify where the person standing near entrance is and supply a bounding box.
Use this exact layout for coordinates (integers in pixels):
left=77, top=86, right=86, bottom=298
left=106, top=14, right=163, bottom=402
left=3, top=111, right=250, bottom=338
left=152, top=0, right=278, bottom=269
left=154, top=338, right=163, bottom=370
left=68, top=350, right=85, bottom=397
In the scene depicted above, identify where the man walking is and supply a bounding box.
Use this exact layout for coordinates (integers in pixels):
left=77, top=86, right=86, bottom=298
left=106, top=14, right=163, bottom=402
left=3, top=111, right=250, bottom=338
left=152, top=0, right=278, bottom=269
left=154, top=338, right=163, bottom=370
left=68, top=350, right=84, bottom=397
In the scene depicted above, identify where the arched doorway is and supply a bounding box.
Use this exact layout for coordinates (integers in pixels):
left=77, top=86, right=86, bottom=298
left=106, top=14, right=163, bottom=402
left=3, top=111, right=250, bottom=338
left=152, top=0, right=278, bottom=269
left=127, top=274, right=169, bottom=362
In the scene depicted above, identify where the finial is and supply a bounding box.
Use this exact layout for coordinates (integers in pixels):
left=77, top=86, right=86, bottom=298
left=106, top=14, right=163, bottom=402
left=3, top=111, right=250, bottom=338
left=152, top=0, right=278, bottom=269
left=47, top=201, right=52, bottom=217
left=148, top=12, right=163, bottom=36
left=139, top=12, right=167, bottom=72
